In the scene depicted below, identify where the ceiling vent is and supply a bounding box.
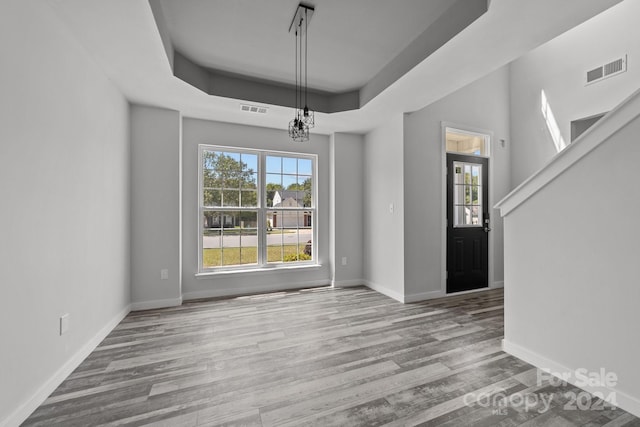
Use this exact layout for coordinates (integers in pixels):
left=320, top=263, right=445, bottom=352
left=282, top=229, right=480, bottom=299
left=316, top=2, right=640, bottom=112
left=585, top=55, right=627, bottom=85
left=240, top=104, right=268, bottom=114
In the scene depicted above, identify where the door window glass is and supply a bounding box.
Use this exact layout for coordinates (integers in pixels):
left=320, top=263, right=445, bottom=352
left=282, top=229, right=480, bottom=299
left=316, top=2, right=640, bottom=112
left=453, top=161, right=482, bottom=227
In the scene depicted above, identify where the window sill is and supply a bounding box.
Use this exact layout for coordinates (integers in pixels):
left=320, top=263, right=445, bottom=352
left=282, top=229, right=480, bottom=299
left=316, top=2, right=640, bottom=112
left=195, top=263, right=323, bottom=279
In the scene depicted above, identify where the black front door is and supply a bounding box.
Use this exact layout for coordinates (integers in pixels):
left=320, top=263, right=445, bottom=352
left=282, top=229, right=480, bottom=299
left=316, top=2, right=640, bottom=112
left=446, top=153, right=489, bottom=293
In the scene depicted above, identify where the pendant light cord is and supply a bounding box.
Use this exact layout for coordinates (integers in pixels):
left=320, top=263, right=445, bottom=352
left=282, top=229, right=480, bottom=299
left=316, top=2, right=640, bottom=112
left=304, top=8, right=308, bottom=109
left=294, top=28, right=298, bottom=117
left=299, top=17, right=303, bottom=118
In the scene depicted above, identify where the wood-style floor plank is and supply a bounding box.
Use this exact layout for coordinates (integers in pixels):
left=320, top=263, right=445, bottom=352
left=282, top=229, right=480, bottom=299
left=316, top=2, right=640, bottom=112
left=22, top=286, right=638, bottom=426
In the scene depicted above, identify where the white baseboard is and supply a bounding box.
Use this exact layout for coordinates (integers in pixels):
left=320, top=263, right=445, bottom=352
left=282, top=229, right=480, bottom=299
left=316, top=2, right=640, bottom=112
left=182, top=279, right=331, bottom=301
left=502, top=339, right=640, bottom=418
left=332, top=279, right=364, bottom=288
left=404, top=289, right=446, bottom=303
left=405, top=284, right=502, bottom=303
left=364, top=282, right=503, bottom=304
left=1, top=305, right=131, bottom=427
left=443, top=286, right=496, bottom=298
left=130, top=297, right=182, bottom=311
left=363, top=280, right=404, bottom=303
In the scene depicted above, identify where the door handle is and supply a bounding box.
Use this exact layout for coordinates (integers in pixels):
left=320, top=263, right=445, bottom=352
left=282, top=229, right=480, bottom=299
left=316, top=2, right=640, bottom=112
left=484, top=218, right=491, bottom=233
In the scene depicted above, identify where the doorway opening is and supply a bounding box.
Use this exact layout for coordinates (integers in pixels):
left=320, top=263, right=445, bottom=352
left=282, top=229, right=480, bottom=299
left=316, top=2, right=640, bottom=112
left=444, top=127, right=491, bottom=294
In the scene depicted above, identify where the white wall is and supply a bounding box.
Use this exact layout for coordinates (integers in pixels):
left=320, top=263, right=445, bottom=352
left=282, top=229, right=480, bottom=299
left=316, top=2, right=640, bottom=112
left=130, top=105, right=182, bottom=309
left=403, top=66, right=511, bottom=300
left=181, top=118, right=331, bottom=299
left=330, top=133, right=364, bottom=286
left=502, top=112, right=640, bottom=417
left=510, top=0, right=640, bottom=187
left=363, top=115, right=405, bottom=301
left=0, top=1, right=131, bottom=425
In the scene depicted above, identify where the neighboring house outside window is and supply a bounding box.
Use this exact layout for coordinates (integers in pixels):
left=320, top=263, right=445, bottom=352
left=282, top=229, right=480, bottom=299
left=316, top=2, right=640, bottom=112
left=270, top=190, right=312, bottom=228
left=199, top=145, right=316, bottom=271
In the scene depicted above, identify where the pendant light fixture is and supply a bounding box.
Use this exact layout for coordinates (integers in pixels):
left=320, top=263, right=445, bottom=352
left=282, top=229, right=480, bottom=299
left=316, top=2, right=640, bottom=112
left=288, top=3, right=315, bottom=142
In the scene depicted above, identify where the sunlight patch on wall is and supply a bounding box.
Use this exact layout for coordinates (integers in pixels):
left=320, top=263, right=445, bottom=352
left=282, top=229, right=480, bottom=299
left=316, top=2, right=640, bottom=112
left=541, top=90, right=567, bottom=153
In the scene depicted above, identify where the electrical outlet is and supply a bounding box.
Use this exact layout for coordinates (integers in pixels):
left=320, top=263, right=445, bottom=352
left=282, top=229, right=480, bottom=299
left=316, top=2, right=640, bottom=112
left=60, top=314, right=70, bottom=336
left=160, top=269, right=168, bottom=280
left=341, top=257, right=347, bottom=266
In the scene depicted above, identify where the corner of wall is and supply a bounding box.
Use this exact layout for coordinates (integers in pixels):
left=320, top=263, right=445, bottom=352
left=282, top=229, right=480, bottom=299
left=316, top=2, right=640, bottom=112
left=3, top=306, right=131, bottom=427
left=331, top=132, right=365, bottom=285
left=130, top=105, right=183, bottom=307
left=362, top=116, right=406, bottom=298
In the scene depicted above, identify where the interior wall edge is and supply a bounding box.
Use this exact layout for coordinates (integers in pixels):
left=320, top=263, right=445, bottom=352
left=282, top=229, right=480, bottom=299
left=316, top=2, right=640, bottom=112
left=403, top=290, right=447, bottom=303
left=2, top=306, right=131, bottom=427
left=332, top=280, right=365, bottom=288
left=363, top=280, right=405, bottom=304
left=503, top=339, right=640, bottom=418
left=130, top=297, right=183, bottom=312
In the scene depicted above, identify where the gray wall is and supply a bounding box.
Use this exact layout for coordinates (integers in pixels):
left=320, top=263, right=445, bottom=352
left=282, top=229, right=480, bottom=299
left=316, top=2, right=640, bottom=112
left=0, top=0, right=131, bottom=424
left=502, top=111, right=640, bottom=417
left=130, top=105, right=182, bottom=309
left=363, top=115, right=405, bottom=301
left=181, top=118, right=331, bottom=299
left=403, top=66, right=511, bottom=300
left=509, top=0, right=640, bottom=187
left=330, top=133, right=365, bottom=286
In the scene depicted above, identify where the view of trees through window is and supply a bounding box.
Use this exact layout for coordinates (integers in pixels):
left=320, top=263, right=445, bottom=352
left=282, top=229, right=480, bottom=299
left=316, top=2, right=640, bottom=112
left=200, top=147, right=315, bottom=270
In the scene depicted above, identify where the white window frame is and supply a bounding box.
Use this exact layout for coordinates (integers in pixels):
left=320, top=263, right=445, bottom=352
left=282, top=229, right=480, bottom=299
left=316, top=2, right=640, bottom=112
left=198, top=144, right=317, bottom=273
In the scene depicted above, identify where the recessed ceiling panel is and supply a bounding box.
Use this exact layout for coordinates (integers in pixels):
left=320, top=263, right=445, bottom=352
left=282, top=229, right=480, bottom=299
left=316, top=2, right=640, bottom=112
left=158, top=0, right=454, bottom=93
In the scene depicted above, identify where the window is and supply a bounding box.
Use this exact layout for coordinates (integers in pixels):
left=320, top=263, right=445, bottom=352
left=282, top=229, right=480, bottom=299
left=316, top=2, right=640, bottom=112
left=199, top=145, right=316, bottom=272
left=453, top=161, right=483, bottom=227
left=446, top=129, right=489, bottom=157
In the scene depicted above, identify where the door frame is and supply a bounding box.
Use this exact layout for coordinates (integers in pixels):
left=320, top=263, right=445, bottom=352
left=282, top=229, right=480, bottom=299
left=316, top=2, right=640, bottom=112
left=440, top=122, right=495, bottom=295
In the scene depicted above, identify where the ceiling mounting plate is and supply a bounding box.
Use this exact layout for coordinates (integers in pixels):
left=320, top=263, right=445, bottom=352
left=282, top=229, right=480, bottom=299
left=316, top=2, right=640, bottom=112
left=288, top=3, right=315, bottom=33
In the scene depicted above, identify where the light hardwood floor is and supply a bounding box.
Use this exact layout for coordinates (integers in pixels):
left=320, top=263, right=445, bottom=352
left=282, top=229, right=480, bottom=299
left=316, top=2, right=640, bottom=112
left=23, top=286, right=639, bottom=426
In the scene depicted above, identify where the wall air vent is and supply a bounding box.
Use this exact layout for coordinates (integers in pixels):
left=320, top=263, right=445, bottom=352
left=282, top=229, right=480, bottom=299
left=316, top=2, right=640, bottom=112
left=240, top=104, right=268, bottom=114
left=586, top=66, right=603, bottom=83
left=585, top=55, right=627, bottom=85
